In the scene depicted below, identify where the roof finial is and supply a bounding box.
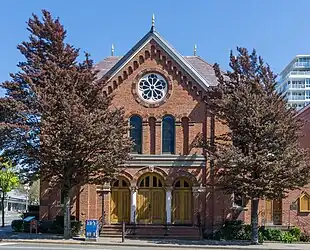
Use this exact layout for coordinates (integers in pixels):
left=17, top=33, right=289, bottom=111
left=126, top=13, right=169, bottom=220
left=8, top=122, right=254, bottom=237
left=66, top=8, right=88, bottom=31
left=194, top=44, right=197, bottom=56
left=111, top=44, right=114, bottom=56
left=151, top=14, right=155, bottom=32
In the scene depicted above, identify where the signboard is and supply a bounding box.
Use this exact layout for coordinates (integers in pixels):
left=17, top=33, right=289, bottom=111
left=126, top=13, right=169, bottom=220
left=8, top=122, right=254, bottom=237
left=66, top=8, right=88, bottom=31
left=85, top=219, right=99, bottom=240
left=23, top=216, right=36, bottom=222
left=24, top=216, right=38, bottom=234
left=30, top=220, right=38, bottom=234
left=290, top=201, right=297, bottom=211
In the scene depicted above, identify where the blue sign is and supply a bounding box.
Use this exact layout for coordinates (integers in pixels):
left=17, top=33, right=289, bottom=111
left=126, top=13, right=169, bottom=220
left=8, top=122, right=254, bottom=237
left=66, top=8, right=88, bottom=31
left=85, top=219, right=99, bottom=239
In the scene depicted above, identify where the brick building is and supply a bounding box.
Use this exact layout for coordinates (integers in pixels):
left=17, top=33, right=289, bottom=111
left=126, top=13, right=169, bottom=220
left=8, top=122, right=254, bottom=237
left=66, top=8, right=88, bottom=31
left=238, top=105, right=310, bottom=233
left=40, top=22, right=310, bottom=237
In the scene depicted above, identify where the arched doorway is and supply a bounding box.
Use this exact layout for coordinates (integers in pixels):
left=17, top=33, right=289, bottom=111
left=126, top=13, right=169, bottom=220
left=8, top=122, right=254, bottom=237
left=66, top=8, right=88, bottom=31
left=110, top=177, right=130, bottom=223
left=172, top=178, right=192, bottom=224
left=137, top=173, right=165, bottom=224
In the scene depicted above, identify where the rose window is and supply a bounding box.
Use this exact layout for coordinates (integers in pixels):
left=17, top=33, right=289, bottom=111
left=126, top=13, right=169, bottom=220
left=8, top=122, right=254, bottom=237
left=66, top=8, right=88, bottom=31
left=138, top=73, right=168, bottom=103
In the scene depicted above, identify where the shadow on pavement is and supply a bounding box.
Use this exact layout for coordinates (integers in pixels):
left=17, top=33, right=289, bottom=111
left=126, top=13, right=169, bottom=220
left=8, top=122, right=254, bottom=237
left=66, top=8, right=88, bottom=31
left=0, top=225, right=64, bottom=240
left=145, top=238, right=253, bottom=246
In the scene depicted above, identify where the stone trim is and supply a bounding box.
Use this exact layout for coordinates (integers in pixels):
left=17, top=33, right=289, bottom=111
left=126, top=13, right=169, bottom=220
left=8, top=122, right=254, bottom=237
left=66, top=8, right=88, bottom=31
left=125, top=154, right=206, bottom=168
left=96, top=183, right=111, bottom=192
left=192, top=186, right=206, bottom=193
left=132, top=68, right=173, bottom=108
left=166, top=170, right=200, bottom=187
left=165, top=186, right=173, bottom=192
left=129, top=186, right=138, bottom=192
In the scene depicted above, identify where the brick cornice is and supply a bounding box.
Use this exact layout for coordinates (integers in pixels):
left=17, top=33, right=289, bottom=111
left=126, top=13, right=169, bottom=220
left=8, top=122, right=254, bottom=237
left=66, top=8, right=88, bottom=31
left=102, top=40, right=208, bottom=104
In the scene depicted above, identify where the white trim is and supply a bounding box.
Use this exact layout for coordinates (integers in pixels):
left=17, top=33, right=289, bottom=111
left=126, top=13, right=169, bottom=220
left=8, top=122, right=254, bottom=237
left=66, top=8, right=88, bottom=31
left=107, top=38, right=151, bottom=82
left=165, top=189, right=172, bottom=224
left=152, top=32, right=211, bottom=89
left=130, top=188, right=137, bottom=223
left=107, top=32, right=210, bottom=91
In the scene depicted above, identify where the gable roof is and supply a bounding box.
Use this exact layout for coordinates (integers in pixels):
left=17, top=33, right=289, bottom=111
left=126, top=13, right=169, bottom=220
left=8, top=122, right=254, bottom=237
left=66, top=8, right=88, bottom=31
left=94, top=28, right=218, bottom=90
left=94, top=56, right=217, bottom=87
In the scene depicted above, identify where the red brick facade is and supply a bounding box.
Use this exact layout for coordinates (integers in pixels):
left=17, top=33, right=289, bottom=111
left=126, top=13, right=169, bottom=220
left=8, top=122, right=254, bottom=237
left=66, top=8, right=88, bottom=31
left=40, top=26, right=310, bottom=234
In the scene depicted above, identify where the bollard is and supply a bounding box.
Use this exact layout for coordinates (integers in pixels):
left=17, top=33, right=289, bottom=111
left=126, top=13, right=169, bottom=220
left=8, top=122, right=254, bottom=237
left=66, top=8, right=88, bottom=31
left=122, top=221, right=125, bottom=243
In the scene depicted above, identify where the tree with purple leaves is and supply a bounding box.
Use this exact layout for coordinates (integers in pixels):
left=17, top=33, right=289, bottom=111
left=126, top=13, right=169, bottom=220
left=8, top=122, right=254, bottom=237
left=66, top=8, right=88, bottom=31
left=0, top=10, right=132, bottom=238
left=205, top=48, right=310, bottom=244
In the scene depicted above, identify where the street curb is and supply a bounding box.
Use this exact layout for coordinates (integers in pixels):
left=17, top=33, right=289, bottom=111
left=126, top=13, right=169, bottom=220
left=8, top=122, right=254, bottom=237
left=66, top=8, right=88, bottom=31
left=0, top=239, right=291, bottom=250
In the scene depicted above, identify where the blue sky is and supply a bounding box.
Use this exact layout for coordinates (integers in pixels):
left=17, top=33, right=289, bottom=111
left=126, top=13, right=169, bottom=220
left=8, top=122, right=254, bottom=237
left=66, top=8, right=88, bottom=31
left=1, top=0, right=309, bottom=96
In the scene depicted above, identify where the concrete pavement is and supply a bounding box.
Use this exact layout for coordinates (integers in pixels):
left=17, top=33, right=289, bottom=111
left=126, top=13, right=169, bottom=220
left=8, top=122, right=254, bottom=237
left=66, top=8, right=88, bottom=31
left=1, top=242, right=310, bottom=250
left=0, top=242, right=191, bottom=250
left=1, top=238, right=310, bottom=250
left=0, top=242, right=195, bottom=250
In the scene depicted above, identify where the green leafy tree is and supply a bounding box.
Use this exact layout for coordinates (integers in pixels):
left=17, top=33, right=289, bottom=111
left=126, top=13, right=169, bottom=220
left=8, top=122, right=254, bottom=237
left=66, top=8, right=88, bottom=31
left=0, top=159, right=19, bottom=227
left=17, top=180, right=40, bottom=205
left=206, top=47, right=310, bottom=244
left=28, top=180, right=40, bottom=205
left=0, top=10, right=132, bottom=238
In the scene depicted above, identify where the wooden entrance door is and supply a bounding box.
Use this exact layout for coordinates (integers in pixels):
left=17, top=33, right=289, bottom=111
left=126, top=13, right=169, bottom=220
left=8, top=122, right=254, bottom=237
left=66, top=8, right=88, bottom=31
left=137, top=174, right=165, bottom=224
left=173, top=178, right=192, bottom=224
left=110, top=178, right=130, bottom=223
left=273, top=199, right=282, bottom=225
left=265, top=199, right=282, bottom=225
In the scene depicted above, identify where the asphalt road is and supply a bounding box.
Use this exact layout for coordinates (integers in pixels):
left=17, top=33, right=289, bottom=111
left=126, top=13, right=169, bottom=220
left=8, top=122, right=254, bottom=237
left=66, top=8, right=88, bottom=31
left=0, top=242, right=202, bottom=250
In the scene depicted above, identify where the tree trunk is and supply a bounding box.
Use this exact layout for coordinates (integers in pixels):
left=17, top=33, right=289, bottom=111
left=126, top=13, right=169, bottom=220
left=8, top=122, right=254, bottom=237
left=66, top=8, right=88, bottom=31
left=1, top=194, right=5, bottom=228
left=251, top=198, right=259, bottom=244
left=63, top=194, right=71, bottom=239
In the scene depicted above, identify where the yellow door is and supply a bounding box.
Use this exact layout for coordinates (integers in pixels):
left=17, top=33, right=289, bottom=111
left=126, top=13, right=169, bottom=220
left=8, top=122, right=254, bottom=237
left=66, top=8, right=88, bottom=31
left=151, top=189, right=165, bottom=223
left=265, top=200, right=273, bottom=224
left=265, top=199, right=282, bottom=225
left=137, top=189, right=151, bottom=223
left=173, top=178, right=192, bottom=224
left=273, top=199, right=282, bottom=225
left=137, top=174, right=165, bottom=224
left=110, top=178, right=130, bottom=223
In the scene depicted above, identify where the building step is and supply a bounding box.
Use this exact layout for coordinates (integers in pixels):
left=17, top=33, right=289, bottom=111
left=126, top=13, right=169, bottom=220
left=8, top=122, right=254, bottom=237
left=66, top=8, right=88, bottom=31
left=100, top=224, right=201, bottom=240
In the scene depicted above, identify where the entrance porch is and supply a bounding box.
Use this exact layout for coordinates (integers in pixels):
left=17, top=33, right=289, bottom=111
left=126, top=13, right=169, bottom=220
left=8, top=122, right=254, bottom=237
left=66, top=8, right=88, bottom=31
left=107, top=171, right=204, bottom=226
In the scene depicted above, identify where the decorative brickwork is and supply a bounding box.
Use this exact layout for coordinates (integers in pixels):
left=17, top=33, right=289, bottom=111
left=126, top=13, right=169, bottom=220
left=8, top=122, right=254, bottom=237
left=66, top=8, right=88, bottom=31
left=40, top=27, right=310, bottom=236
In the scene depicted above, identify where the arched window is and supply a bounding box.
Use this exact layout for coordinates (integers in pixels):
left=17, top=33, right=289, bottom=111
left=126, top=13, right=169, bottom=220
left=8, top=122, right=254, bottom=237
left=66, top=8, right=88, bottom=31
left=130, top=115, right=142, bottom=154
left=162, top=115, right=175, bottom=154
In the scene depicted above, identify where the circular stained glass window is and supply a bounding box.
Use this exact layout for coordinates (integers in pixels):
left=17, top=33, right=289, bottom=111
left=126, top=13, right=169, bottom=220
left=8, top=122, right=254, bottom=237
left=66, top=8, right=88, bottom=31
left=138, top=73, right=168, bottom=103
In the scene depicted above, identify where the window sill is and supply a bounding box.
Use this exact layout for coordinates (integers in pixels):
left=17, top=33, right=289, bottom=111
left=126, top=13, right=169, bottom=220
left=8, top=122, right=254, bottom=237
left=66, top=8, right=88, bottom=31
left=231, top=205, right=248, bottom=211
left=299, top=209, right=310, bottom=213
left=55, top=204, right=74, bottom=208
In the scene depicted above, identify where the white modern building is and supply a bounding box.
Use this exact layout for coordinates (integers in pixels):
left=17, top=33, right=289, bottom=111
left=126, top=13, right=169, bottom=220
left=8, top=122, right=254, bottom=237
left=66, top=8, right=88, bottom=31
left=0, top=190, right=27, bottom=213
left=278, top=55, right=310, bottom=110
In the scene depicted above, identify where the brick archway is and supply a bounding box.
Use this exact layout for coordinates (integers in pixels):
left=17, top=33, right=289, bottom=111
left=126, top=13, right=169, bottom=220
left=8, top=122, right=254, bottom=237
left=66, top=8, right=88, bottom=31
left=118, top=170, right=134, bottom=184
left=132, top=166, right=168, bottom=186
left=166, top=170, right=199, bottom=187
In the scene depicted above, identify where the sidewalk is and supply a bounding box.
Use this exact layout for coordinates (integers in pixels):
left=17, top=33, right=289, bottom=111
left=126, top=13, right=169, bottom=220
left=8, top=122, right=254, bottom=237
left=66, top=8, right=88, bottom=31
left=1, top=236, right=310, bottom=249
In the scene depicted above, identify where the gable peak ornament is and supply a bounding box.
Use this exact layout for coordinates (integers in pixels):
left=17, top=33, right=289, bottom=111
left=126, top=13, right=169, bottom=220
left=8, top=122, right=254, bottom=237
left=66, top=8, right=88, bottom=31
left=151, top=14, right=155, bottom=32
left=194, top=44, right=197, bottom=56
left=111, top=44, right=114, bottom=56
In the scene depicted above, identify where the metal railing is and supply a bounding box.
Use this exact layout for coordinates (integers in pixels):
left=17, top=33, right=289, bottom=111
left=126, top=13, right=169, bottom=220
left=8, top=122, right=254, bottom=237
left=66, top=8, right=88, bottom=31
left=295, top=62, right=310, bottom=68
left=290, top=84, right=305, bottom=89
left=290, top=95, right=305, bottom=100
left=290, top=71, right=310, bottom=75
